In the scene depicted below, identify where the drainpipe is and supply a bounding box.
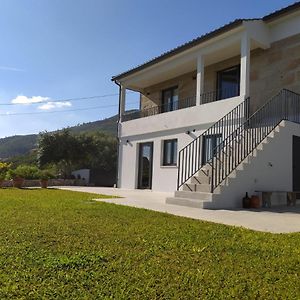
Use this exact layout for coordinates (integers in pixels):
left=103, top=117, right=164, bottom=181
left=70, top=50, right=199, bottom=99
left=114, top=80, right=122, bottom=188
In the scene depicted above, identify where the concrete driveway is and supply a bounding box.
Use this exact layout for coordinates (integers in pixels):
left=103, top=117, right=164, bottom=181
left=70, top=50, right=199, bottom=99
left=57, top=186, right=300, bottom=234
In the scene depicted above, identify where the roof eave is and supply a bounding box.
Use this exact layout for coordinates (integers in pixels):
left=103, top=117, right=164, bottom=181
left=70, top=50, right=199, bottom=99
left=111, top=19, right=245, bottom=82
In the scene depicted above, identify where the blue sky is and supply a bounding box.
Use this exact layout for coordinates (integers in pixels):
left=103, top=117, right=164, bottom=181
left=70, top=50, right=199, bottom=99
left=0, top=0, right=295, bottom=137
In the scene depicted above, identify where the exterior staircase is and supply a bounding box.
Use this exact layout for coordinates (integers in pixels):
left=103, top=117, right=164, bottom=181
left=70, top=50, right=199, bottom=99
left=167, top=89, right=300, bottom=209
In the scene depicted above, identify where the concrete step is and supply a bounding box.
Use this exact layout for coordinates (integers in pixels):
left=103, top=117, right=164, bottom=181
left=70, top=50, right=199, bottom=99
left=197, top=165, right=211, bottom=176
left=166, top=197, right=209, bottom=208
left=183, top=183, right=211, bottom=192
left=175, top=190, right=213, bottom=201
left=190, top=174, right=210, bottom=185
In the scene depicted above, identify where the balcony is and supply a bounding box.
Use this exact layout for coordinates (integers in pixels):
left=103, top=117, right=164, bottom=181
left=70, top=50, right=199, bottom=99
left=122, top=87, right=240, bottom=122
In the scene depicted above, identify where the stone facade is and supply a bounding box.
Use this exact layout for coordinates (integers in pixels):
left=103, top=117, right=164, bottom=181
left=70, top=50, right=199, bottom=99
left=140, top=71, right=196, bottom=110
left=250, top=33, right=300, bottom=112
left=140, top=33, right=300, bottom=113
left=140, top=56, right=240, bottom=110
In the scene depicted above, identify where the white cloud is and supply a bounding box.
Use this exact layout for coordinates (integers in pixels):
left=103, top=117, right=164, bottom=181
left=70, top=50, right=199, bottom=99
left=38, top=101, right=72, bottom=110
left=11, top=95, right=50, bottom=104
left=0, top=66, right=25, bottom=72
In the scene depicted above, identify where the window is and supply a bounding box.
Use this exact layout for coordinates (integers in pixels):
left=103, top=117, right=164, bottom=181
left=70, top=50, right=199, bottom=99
left=217, top=65, right=240, bottom=100
left=163, top=139, right=177, bottom=166
left=202, top=134, right=222, bottom=165
left=162, top=86, right=178, bottom=112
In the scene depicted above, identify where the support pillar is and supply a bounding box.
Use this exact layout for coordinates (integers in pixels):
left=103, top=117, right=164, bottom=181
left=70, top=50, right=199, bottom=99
left=119, top=84, right=126, bottom=122
left=196, top=54, right=204, bottom=105
left=240, top=33, right=250, bottom=98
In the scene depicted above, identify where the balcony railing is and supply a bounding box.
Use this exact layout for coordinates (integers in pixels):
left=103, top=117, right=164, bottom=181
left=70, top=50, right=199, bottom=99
left=122, top=87, right=240, bottom=122
left=122, top=96, right=196, bottom=122
left=200, top=86, right=240, bottom=104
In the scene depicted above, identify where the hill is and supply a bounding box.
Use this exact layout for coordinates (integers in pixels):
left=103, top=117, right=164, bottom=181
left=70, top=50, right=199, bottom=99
left=0, top=114, right=118, bottom=159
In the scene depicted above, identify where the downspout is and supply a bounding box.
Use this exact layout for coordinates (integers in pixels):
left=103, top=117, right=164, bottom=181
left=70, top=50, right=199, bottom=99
left=114, top=80, right=122, bottom=188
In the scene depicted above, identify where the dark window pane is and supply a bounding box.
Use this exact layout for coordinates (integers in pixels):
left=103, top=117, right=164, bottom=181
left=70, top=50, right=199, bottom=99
left=202, top=134, right=222, bottom=165
left=217, top=65, right=240, bottom=100
left=162, top=87, right=178, bottom=112
left=163, top=139, right=178, bottom=166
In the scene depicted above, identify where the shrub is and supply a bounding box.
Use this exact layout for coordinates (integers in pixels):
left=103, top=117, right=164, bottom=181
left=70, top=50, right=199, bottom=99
left=0, top=162, right=11, bottom=180
left=6, top=165, right=40, bottom=180
left=38, top=169, right=55, bottom=180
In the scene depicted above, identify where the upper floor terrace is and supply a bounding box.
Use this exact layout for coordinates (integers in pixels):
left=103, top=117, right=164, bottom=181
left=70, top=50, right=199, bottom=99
left=112, top=8, right=300, bottom=136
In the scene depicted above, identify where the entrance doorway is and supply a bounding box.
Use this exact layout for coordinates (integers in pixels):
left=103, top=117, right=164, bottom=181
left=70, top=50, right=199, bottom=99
left=138, top=142, right=153, bottom=189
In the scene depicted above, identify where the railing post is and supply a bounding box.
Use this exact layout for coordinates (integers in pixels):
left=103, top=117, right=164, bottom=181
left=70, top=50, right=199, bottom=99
left=210, top=157, right=214, bottom=193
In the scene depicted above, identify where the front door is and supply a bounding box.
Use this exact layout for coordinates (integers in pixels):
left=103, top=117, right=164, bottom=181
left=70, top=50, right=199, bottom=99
left=138, top=142, right=153, bottom=189
left=202, top=134, right=222, bottom=165
left=293, top=136, right=300, bottom=191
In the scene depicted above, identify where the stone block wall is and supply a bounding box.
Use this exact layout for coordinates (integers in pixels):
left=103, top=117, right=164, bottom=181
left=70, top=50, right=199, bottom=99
left=250, top=33, right=300, bottom=112
left=140, top=71, right=196, bottom=110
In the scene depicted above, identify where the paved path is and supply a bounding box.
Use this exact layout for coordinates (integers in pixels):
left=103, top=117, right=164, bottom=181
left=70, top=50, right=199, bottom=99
left=57, top=186, right=300, bottom=234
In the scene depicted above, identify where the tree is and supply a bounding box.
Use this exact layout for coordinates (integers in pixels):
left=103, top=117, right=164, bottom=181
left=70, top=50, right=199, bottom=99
left=38, top=129, right=86, bottom=177
left=37, top=129, right=117, bottom=178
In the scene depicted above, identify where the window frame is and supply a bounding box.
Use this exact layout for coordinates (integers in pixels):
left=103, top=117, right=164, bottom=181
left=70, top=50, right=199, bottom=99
left=161, top=86, right=179, bottom=112
left=216, top=65, right=240, bottom=100
left=162, top=139, right=178, bottom=166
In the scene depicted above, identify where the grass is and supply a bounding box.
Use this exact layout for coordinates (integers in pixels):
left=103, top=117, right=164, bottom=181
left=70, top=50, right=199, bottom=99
left=0, top=188, right=299, bottom=299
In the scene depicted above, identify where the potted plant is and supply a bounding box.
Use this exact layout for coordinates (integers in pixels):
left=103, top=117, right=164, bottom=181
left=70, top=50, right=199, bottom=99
left=39, top=170, right=54, bottom=188
left=7, top=169, right=24, bottom=188
left=6, top=165, right=40, bottom=189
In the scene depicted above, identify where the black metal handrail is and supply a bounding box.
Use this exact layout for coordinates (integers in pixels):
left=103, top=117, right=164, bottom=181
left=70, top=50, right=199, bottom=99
left=122, top=96, right=196, bottom=122
left=209, top=89, right=300, bottom=192
left=177, top=96, right=250, bottom=189
left=200, top=86, right=240, bottom=104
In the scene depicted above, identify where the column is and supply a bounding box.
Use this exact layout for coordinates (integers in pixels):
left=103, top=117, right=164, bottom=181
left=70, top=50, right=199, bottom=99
left=240, top=33, right=250, bottom=98
left=119, top=84, right=126, bottom=122
left=196, top=54, right=204, bottom=105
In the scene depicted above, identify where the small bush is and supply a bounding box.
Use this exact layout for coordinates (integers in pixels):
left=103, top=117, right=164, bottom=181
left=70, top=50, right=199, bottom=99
left=6, top=165, right=40, bottom=180
left=38, top=169, right=55, bottom=180
left=0, top=162, right=11, bottom=180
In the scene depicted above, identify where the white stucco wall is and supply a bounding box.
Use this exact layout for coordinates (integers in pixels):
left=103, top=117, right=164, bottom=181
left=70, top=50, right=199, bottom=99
left=119, top=96, right=244, bottom=192
left=120, top=96, right=243, bottom=137
left=209, top=121, right=300, bottom=208
left=120, top=129, right=197, bottom=191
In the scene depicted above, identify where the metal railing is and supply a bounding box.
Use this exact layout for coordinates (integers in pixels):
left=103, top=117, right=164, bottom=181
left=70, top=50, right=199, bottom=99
left=122, top=87, right=240, bottom=122
left=122, top=96, right=196, bottom=122
left=177, top=96, right=250, bottom=189
left=200, top=86, right=240, bottom=105
left=210, top=89, right=300, bottom=192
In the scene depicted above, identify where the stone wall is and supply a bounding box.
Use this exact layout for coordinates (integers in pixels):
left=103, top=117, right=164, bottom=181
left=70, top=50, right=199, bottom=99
left=140, top=71, right=196, bottom=110
left=0, top=179, right=87, bottom=188
left=250, top=33, right=300, bottom=112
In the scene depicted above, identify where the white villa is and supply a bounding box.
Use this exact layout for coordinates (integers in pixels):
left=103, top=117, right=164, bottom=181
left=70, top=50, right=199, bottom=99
left=112, top=2, right=300, bottom=208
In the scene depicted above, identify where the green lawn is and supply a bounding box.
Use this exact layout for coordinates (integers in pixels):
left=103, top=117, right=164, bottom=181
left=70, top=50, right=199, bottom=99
left=0, top=189, right=299, bottom=299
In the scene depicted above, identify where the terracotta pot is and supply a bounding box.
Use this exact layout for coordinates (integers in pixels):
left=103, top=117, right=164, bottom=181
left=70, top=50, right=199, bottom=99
left=242, top=192, right=251, bottom=208
left=40, top=179, right=48, bottom=189
left=12, top=177, right=24, bottom=189
left=250, top=195, right=260, bottom=208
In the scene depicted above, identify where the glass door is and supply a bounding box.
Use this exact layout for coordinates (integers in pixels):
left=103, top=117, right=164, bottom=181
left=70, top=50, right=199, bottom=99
left=217, top=65, right=240, bottom=100
left=138, top=142, right=153, bottom=189
left=162, top=86, right=178, bottom=112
